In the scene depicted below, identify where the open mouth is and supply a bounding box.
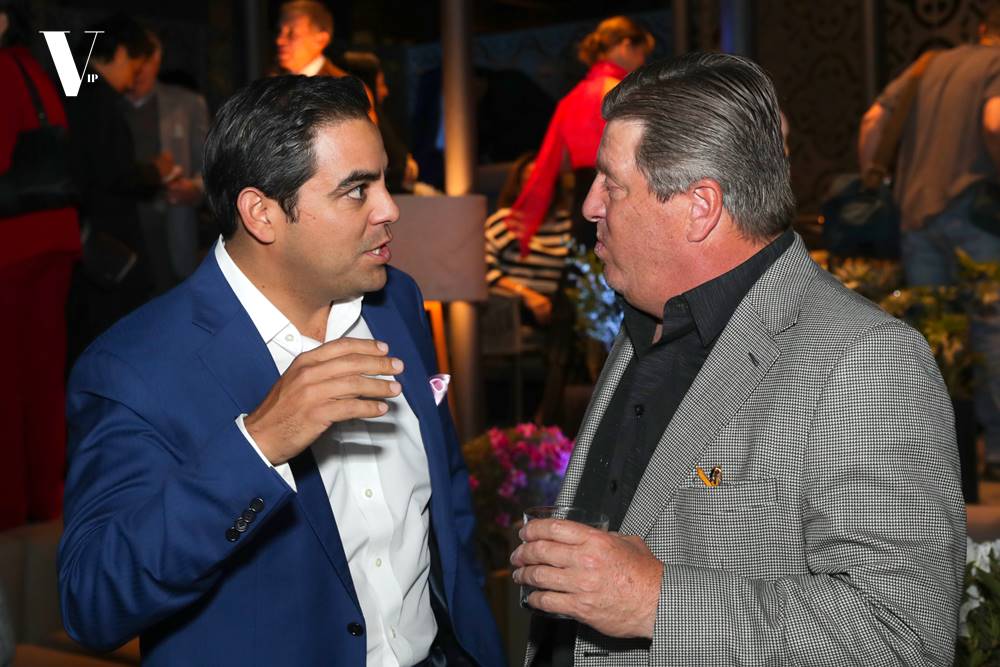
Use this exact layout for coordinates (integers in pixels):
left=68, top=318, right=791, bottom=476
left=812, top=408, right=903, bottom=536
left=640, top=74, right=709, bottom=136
left=366, top=242, right=391, bottom=262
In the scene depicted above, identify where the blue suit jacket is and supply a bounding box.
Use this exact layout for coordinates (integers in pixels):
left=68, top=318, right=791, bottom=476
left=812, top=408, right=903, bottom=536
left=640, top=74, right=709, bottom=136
left=59, top=254, right=505, bottom=666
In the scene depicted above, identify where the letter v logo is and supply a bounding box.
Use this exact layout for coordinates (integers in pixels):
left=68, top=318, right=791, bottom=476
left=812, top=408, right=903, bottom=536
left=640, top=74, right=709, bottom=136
left=38, top=30, right=103, bottom=97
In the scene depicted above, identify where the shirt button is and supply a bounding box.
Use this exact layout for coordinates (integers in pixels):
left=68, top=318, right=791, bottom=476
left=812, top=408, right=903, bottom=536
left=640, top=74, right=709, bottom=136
left=609, top=479, right=619, bottom=493
left=634, top=404, right=645, bottom=417
left=375, top=558, right=382, bottom=567
left=365, top=489, right=373, bottom=498
left=285, top=333, right=294, bottom=342
left=391, top=627, right=397, bottom=638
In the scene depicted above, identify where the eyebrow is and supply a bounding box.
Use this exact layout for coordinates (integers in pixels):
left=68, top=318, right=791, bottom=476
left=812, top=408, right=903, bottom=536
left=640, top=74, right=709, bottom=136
left=332, top=169, right=381, bottom=194
left=595, top=155, right=618, bottom=184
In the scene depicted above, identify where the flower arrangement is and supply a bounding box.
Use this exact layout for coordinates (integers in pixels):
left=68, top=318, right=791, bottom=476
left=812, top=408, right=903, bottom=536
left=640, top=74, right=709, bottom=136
left=565, top=242, right=623, bottom=352
left=958, top=538, right=1000, bottom=665
left=462, top=423, right=574, bottom=570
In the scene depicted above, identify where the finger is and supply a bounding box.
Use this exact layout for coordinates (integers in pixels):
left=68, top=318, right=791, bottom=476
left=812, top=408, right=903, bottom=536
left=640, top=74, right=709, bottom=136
left=515, top=564, right=575, bottom=594
left=525, top=589, right=577, bottom=619
left=299, top=337, right=392, bottom=365
left=315, top=375, right=402, bottom=401
left=520, top=518, right=596, bottom=545
left=296, top=352, right=404, bottom=382
left=315, top=397, right=390, bottom=423
left=516, top=538, right=578, bottom=569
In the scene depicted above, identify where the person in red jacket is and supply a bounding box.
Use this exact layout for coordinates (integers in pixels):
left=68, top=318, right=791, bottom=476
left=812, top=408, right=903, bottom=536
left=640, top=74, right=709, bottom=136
left=510, top=16, right=654, bottom=254
left=0, top=2, right=80, bottom=530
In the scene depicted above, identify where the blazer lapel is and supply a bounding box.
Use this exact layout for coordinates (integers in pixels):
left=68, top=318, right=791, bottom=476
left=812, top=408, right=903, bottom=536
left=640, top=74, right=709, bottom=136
left=618, top=309, right=779, bottom=537
left=191, top=252, right=361, bottom=607
left=557, top=334, right=634, bottom=506
left=362, top=290, right=459, bottom=605
left=562, top=236, right=818, bottom=538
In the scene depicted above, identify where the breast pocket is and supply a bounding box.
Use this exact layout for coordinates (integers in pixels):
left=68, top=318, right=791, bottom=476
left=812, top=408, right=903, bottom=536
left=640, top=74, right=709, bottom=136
left=672, top=478, right=783, bottom=575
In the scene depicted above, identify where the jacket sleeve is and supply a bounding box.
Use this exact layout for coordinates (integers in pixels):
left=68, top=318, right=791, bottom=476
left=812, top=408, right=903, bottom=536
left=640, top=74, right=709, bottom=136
left=58, top=347, right=295, bottom=651
left=650, top=321, right=965, bottom=666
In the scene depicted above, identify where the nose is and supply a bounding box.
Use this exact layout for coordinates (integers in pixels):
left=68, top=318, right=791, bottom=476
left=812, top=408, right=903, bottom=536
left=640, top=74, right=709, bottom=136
left=372, top=189, right=400, bottom=227
left=581, top=176, right=606, bottom=225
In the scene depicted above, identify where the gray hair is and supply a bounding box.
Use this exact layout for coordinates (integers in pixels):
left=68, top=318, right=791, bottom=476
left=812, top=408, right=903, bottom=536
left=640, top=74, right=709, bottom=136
left=602, top=52, right=795, bottom=241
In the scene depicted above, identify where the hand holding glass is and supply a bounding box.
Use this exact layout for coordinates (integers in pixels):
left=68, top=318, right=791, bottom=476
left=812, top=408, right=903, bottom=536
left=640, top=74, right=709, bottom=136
left=518, top=505, right=609, bottom=617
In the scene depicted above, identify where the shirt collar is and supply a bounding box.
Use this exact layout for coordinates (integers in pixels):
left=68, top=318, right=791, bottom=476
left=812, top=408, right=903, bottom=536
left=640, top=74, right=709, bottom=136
left=213, top=237, right=364, bottom=352
left=300, top=55, right=326, bottom=77
left=624, top=229, right=794, bottom=352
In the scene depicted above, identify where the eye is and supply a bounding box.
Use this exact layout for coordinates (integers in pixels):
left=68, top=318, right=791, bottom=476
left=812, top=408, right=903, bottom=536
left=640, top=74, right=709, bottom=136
left=347, top=185, right=366, bottom=201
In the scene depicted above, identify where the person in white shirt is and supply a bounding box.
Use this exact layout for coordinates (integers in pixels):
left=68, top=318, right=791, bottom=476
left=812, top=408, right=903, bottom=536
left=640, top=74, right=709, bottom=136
left=59, top=74, right=504, bottom=667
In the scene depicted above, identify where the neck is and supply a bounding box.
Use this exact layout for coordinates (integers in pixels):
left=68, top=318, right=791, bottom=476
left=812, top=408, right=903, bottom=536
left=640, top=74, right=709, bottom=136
left=227, top=239, right=331, bottom=340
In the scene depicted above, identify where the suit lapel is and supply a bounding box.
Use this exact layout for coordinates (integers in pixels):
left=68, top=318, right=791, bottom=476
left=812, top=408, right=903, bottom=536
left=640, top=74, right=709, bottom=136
left=557, top=334, right=633, bottom=506
left=618, top=308, right=779, bottom=537
left=191, top=252, right=362, bottom=607
left=362, top=290, right=459, bottom=605
left=563, top=236, right=818, bottom=538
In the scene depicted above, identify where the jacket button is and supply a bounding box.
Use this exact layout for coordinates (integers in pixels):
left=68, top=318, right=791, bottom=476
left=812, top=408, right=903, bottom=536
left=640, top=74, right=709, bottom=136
left=235, top=517, right=249, bottom=532
left=225, top=527, right=239, bottom=542
left=241, top=509, right=256, bottom=523
left=347, top=622, right=364, bottom=637
left=249, top=497, right=265, bottom=512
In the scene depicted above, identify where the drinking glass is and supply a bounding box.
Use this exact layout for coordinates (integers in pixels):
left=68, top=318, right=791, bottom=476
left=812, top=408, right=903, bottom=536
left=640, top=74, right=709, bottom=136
left=518, top=505, right=609, bottom=617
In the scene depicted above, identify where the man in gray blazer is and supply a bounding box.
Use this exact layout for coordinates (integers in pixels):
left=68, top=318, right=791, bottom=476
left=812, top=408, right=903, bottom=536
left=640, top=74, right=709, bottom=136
left=125, top=29, right=209, bottom=292
left=511, top=52, right=966, bottom=666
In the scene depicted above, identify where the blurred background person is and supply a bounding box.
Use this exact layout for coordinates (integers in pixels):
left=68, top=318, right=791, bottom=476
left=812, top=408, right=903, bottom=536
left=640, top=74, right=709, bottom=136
left=273, top=0, right=346, bottom=77
left=271, top=1, right=377, bottom=121
left=508, top=15, right=653, bottom=254
left=340, top=50, right=420, bottom=193
left=65, top=13, right=176, bottom=362
left=124, top=28, right=209, bottom=294
left=0, top=0, right=79, bottom=530
left=485, top=152, right=575, bottom=424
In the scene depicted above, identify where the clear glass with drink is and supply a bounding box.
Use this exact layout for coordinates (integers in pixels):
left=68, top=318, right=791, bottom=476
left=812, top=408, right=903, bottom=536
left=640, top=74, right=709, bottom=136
left=519, top=505, right=609, bottom=617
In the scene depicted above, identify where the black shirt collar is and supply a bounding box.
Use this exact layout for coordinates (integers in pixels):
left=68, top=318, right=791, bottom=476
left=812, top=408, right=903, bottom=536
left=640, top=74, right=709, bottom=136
left=624, top=229, right=794, bottom=354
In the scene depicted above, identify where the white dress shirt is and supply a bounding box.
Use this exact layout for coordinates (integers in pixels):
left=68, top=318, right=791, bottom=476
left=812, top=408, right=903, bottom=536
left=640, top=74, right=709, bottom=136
left=300, top=55, right=326, bottom=76
left=214, top=240, right=436, bottom=667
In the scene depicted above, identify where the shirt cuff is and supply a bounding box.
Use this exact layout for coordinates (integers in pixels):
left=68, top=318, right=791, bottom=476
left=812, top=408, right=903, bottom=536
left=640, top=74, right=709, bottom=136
left=236, top=413, right=276, bottom=470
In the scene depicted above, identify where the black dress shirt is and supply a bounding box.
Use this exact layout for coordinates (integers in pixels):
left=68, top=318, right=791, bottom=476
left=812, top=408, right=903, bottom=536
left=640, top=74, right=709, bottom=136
left=573, top=229, right=793, bottom=531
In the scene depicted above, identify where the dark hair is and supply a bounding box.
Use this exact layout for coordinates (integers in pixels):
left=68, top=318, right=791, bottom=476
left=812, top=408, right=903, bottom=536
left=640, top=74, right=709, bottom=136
left=497, top=152, right=537, bottom=209
left=280, top=0, right=333, bottom=34
left=339, top=51, right=380, bottom=98
left=0, top=0, right=31, bottom=48
left=204, top=75, right=371, bottom=238
left=602, top=52, right=795, bottom=240
left=578, top=16, right=654, bottom=66
left=87, top=13, right=155, bottom=62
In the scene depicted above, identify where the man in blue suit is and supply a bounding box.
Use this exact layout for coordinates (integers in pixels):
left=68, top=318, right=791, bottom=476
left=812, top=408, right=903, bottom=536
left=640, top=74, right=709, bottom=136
left=59, top=75, right=505, bottom=667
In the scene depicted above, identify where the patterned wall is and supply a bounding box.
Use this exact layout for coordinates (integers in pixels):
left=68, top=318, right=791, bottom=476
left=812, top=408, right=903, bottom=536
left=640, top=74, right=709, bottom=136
left=698, top=0, right=998, bottom=216
left=755, top=1, right=869, bottom=214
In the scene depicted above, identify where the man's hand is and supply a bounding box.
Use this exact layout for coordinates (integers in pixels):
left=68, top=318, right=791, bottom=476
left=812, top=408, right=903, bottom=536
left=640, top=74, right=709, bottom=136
left=244, top=338, right=403, bottom=465
left=151, top=151, right=176, bottom=181
left=510, top=519, right=664, bottom=639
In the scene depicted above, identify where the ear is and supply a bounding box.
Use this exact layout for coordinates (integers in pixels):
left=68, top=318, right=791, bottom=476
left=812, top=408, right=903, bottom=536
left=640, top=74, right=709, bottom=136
left=685, top=179, right=724, bottom=243
left=316, top=29, right=331, bottom=50
left=235, top=187, right=281, bottom=244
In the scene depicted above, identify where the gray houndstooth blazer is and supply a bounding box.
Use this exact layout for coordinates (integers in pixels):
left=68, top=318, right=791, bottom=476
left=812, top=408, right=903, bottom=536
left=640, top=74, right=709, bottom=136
left=526, top=234, right=966, bottom=666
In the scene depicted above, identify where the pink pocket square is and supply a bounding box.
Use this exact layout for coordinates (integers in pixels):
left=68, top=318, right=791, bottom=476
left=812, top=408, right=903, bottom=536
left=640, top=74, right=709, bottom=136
left=429, top=374, right=450, bottom=406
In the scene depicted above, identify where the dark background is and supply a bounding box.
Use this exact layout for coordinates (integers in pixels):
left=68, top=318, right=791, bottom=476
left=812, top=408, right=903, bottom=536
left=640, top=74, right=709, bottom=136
left=18, top=0, right=1000, bottom=214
